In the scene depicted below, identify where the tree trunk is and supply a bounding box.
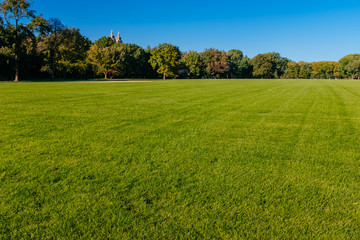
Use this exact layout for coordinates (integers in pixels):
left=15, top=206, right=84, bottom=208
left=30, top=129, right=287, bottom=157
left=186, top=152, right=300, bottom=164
left=104, top=71, right=108, bottom=79
left=50, top=59, right=55, bottom=80
left=14, top=69, right=19, bottom=82
left=163, top=73, right=166, bottom=80
left=14, top=54, right=19, bottom=82
left=14, top=20, right=19, bottom=82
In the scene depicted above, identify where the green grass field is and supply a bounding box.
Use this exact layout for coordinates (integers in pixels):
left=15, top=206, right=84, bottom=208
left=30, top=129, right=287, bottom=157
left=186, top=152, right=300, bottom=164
left=1, top=79, right=360, bottom=239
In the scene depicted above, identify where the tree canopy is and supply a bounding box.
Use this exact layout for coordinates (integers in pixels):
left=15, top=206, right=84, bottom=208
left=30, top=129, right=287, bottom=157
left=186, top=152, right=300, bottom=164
left=0, top=0, right=39, bottom=81
left=180, top=51, right=202, bottom=79
left=37, top=18, right=65, bottom=79
left=149, top=43, right=181, bottom=79
left=339, top=54, right=360, bottom=79
left=201, top=48, right=229, bottom=78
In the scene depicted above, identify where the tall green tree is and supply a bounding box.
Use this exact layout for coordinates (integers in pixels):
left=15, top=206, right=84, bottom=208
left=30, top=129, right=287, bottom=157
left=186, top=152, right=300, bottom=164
left=226, top=50, right=252, bottom=79
left=144, top=46, right=158, bottom=79
left=88, top=42, right=154, bottom=79
left=298, top=62, right=312, bottom=79
left=238, top=56, right=253, bottom=79
left=37, top=18, right=65, bottom=79
left=227, top=49, right=243, bottom=78
left=284, top=61, right=299, bottom=79
left=338, top=54, right=360, bottom=78
left=264, top=52, right=290, bottom=78
left=251, top=54, right=273, bottom=78
left=252, top=52, right=289, bottom=79
left=112, top=43, right=149, bottom=78
left=345, top=60, right=360, bottom=79
left=0, top=16, right=9, bottom=78
left=0, top=0, right=38, bottom=81
left=149, top=43, right=181, bottom=79
left=0, top=15, right=4, bottom=44
left=56, top=28, right=91, bottom=78
left=87, top=45, right=120, bottom=79
left=95, top=36, right=115, bottom=49
left=180, top=51, right=202, bottom=78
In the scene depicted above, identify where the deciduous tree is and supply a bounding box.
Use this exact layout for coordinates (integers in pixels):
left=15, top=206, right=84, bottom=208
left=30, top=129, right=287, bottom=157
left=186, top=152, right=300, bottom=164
left=57, top=28, right=91, bottom=78
left=95, top=36, right=115, bottom=49
left=312, top=61, right=339, bottom=79
left=251, top=54, right=273, bottom=78
left=149, top=43, right=181, bottom=79
left=113, top=43, right=149, bottom=78
left=37, top=18, right=65, bottom=79
left=345, top=60, right=360, bottom=79
left=180, top=51, right=202, bottom=78
left=338, top=54, right=360, bottom=78
left=227, top=49, right=243, bottom=78
left=201, top=48, right=229, bottom=78
left=227, top=50, right=253, bottom=78
left=238, top=56, right=253, bottom=78
left=0, top=0, right=38, bottom=81
left=251, top=52, right=289, bottom=79
left=284, top=61, right=299, bottom=79
left=298, top=61, right=312, bottom=79
left=87, top=45, right=119, bottom=79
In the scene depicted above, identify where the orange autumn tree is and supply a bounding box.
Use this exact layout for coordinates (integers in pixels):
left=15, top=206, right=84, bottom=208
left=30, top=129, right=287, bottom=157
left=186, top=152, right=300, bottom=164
left=312, top=61, right=340, bottom=79
left=201, top=48, right=229, bottom=78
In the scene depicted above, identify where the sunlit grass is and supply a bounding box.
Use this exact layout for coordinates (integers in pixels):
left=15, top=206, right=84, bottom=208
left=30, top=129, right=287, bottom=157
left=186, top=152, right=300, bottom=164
left=1, top=79, right=360, bottom=239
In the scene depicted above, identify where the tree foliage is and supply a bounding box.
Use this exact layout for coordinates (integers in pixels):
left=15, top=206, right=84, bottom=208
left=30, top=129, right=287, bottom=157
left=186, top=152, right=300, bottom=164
left=227, top=49, right=243, bottom=78
left=37, top=18, right=65, bottom=79
left=285, top=61, right=299, bottom=79
left=56, top=28, right=91, bottom=78
left=95, top=36, right=115, bottom=49
left=312, top=61, right=339, bottom=79
left=238, top=56, right=253, bottom=79
left=180, top=51, right=202, bottom=78
left=345, top=60, right=360, bottom=79
left=113, top=43, right=149, bottom=78
left=201, top=48, right=229, bottom=78
left=252, top=52, right=289, bottom=79
left=338, top=54, right=360, bottom=79
left=1, top=0, right=360, bottom=81
left=88, top=40, right=152, bottom=79
left=0, top=0, right=39, bottom=81
left=252, top=54, right=273, bottom=78
left=87, top=45, right=118, bottom=79
left=298, top=62, right=312, bottom=79
left=149, top=43, right=181, bottom=79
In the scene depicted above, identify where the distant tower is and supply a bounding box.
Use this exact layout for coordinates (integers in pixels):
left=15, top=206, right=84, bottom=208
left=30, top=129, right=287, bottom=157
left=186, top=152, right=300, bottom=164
left=109, top=31, right=123, bottom=43
left=109, top=30, right=115, bottom=41
left=116, top=32, right=123, bottom=43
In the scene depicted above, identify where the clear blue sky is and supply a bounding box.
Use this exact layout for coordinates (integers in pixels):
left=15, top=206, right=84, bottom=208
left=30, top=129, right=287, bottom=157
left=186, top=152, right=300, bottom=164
left=33, top=0, right=360, bottom=62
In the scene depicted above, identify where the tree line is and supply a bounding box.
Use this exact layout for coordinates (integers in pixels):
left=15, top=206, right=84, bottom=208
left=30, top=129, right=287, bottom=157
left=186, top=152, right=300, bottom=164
left=1, top=0, right=360, bottom=81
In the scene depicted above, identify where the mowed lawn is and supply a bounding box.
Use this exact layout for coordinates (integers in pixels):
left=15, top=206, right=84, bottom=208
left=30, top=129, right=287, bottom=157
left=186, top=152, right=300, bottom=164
left=1, top=79, right=360, bottom=239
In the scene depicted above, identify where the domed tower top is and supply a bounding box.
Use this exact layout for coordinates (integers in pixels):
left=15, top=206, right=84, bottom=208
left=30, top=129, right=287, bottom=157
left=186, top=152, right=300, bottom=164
left=116, top=32, right=123, bottom=43
left=109, top=30, right=115, bottom=40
